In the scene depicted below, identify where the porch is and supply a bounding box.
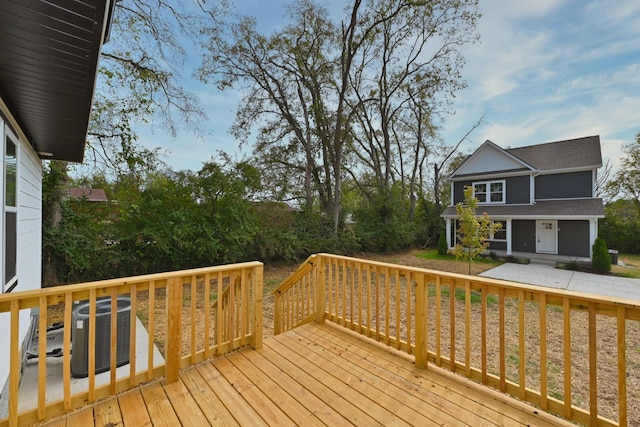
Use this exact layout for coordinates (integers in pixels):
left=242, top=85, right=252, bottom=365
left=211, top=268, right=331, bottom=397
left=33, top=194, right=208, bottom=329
left=485, top=250, right=592, bottom=266
left=38, top=322, right=570, bottom=426
left=1, top=253, right=638, bottom=426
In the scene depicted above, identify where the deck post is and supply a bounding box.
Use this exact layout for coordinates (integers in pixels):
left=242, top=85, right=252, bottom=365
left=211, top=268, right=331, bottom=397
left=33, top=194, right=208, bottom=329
left=316, top=255, right=325, bottom=324
left=166, top=277, right=182, bottom=384
left=415, top=274, right=427, bottom=369
left=251, top=265, right=263, bottom=350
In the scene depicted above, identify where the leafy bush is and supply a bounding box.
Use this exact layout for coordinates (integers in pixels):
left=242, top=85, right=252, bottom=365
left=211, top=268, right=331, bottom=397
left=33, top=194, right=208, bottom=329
left=599, top=200, right=640, bottom=253
left=352, top=189, right=413, bottom=253
left=437, top=232, right=448, bottom=255
left=592, top=238, right=611, bottom=273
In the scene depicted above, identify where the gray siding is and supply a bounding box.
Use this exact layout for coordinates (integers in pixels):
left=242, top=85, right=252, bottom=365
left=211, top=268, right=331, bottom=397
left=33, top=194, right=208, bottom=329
left=453, top=175, right=530, bottom=204
left=512, top=220, right=535, bottom=253
left=558, top=220, right=590, bottom=258
left=505, top=175, right=530, bottom=204
left=535, top=171, right=592, bottom=200
left=453, top=181, right=472, bottom=204
left=487, top=241, right=507, bottom=251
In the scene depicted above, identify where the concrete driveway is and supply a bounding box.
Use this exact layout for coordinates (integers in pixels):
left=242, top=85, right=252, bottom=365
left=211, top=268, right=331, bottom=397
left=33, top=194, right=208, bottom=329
left=479, top=263, right=640, bottom=302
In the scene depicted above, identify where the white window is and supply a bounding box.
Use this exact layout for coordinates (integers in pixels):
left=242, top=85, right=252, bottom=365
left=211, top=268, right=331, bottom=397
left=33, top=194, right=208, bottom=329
left=473, top=180, right=505, bottom=204
left=3, top=127, right=17, bottom=293
left=489, top=220, right=507, bottom=241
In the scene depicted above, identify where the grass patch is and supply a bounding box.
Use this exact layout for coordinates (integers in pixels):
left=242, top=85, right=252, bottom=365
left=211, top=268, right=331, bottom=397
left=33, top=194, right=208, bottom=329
left=428, top=284, right=498, bottom=305
left=264, top=278, right=283, bottom=293
left=417, top=249, right=503, bottom=265
left=557, top=252, right=640, bottom=279
left=615, top=253, right=640, bottom=279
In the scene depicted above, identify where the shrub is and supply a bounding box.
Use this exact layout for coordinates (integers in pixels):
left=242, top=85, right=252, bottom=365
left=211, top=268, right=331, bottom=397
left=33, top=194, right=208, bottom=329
left=592, top=238, right=611, bottom=273
left=437, top=232, right=448, bottom=255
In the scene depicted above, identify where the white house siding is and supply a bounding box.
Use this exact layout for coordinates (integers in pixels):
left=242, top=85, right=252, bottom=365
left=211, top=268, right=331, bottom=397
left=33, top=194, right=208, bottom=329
left=0, top=102, right=43, bottom=401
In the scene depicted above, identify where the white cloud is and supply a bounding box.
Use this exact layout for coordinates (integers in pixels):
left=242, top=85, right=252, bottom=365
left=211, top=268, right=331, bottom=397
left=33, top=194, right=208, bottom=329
left=440, top=0, right=640, bottom=177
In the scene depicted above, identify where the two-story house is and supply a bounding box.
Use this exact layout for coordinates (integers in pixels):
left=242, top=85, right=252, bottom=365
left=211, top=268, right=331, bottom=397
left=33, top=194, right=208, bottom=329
left=441, top=136, right=605, bottom=260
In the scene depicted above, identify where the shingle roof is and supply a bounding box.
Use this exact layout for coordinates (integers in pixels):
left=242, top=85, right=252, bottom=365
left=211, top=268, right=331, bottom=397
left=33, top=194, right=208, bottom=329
left=441, top=198, right=604, bottom=217
left=506, top=135, right=602, bottom=171
left=68, top=188, right=108, bottom=202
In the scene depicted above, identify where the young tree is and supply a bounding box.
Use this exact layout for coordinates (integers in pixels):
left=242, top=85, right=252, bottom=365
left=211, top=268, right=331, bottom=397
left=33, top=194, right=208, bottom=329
left=450, top=186, right=499, bottom=275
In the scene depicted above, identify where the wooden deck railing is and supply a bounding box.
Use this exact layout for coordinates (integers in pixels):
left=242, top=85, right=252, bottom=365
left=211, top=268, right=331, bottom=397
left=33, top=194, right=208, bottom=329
left=0, top=261, right=262, bottom=427
left=274, top=253, right=640, bottom=427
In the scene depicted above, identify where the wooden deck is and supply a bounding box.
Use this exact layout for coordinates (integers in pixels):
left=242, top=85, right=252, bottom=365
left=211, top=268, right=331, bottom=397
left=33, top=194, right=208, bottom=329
left=38, top=323, right=573, bottom=427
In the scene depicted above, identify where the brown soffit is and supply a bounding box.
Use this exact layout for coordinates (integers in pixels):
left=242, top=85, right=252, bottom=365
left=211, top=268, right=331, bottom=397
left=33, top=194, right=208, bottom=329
left=0, top=0, right=115, bottom=162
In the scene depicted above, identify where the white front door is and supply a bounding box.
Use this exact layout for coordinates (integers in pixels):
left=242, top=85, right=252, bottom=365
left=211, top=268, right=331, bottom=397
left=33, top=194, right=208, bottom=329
left=536, top=220, right=557, bottom=254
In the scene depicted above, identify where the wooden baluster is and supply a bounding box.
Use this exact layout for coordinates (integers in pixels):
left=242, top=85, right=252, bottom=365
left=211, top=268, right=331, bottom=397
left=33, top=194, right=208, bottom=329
left=384, top=267, right=390, bottom=346
left=465, top=281, right=471, bottom=378
left=435, top=276, right=441, bottom=366
left=563, top=297, right=572, bottom=419
left=588, top=302, right=598, bottom=426
left=617, top=305, right=627, bottom=427
left=395, top=269, right=401, bottom=349
left=415, top=274, right=427, bottom=369
left=130, top=284, right=137, bottom=387
left=518, top=290, right=525, bottom=400
left=204, top=273, right=211, bottom=359
left=147, top=280, right=156, bottom=381
left=190, top=274, right=197, bottom=363
left=37, top=295, right=48, bottom=420
left=252, top=265, right=263, bottom=350
left=406, top=272, right=412, bottom=354
left=540, top=293, right=548, bottom=410
left=9, top=299, right=19, bottom=427
left=481, top=284, right=487, bottom=385
left=110, top=287, right=117, bottom=394
left=499, top=287, right=505, bottom=392
left=450, top=280, right=456, bottom=372
left=88, top=288, right=97, bottom=401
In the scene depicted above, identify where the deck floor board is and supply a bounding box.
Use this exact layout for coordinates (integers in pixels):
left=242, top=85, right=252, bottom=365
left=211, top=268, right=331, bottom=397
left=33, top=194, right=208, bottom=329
left=37, top=322, right=574, bottom=427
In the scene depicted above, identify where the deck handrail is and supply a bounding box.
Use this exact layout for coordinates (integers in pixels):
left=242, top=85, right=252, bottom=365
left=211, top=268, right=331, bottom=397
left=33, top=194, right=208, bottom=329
left=0, top=261, right=263, bottom=427
left=273, top=254, right=316, bottom=334
left=274, top=253, right=640, bottom=427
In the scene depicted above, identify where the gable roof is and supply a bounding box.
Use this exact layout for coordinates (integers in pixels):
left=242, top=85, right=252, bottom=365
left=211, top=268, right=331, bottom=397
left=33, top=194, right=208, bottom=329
left=68, top=188, right=108, bottom=202
left=449, top=135, right=603, bottom=180
left=506, top=135, right=602, bottom=172
left=0, top=0, right=115, bottom=162
left=449, top=140, right=535, bottom=179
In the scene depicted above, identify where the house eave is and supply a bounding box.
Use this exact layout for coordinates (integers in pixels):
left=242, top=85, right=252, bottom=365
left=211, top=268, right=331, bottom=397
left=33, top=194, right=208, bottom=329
left=448, top=169, right=536, bottom=182
left=0, top=0, right=114, bottom=162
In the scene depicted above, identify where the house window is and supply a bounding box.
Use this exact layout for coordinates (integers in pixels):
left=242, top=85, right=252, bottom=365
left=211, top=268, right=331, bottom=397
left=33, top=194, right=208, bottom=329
left=489, top=220, right=507, bottom=241
left=473, top=180, right=505, bottom=204
left=3, top=130, right=17, bottom=292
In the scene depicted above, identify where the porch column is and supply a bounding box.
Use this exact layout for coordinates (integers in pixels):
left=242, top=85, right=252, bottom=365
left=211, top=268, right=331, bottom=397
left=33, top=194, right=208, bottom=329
left=506, top=219, right=512, bottom=255
left=445, top=218, right=452, bottom=249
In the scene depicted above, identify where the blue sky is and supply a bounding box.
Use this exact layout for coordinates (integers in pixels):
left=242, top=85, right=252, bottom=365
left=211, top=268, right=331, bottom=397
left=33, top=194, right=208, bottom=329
left=133, top=0, right=640, bottom=174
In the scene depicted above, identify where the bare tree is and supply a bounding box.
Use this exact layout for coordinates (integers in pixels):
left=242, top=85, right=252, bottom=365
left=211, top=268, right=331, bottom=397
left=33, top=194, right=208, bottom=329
left=199, top=0, right=480, bottom=233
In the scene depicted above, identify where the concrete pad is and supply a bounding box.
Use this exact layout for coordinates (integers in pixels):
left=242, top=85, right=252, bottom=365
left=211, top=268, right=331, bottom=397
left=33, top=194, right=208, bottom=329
left=480, top=263, right=640, bottom=302
left=480, top=263, right=573, bottom=290
left=16, top=317, right=164, bottom=412
left=565, top=271, right=640, bottom=301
